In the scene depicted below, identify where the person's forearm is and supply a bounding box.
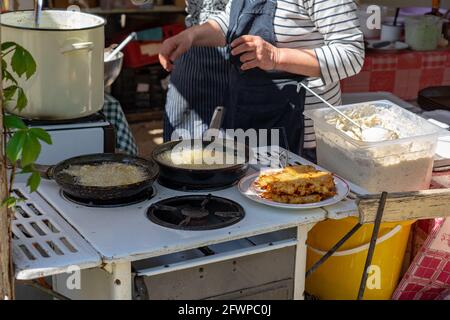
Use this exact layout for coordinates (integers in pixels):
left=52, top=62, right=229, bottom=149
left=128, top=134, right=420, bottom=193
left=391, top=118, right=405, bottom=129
left=190, top=21, right=227, bottom=48
left=275, top=48, right=321, bottom=78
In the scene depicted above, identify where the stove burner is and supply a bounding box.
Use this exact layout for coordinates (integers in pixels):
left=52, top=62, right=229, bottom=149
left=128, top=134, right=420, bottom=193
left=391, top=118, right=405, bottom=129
left=61, top=187, right=156, bottom=208
left=147, top=195, right=245, bottom=231
left=158, top=176, right=238, bottom=192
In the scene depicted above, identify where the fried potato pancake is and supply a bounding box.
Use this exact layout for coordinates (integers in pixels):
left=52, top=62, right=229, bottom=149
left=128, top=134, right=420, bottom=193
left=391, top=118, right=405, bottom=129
left=255, top=165, right=337, bottom=204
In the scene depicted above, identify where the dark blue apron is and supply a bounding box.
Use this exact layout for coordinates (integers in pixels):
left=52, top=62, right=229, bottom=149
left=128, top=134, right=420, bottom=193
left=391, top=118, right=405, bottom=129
left=224, top=0, right=306, bottom=153
left=164, top=47, right=230, bottom=142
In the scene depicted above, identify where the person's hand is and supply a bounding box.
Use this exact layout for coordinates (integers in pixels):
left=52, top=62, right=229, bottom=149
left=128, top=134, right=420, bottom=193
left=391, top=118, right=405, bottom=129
left=159, top=30, right=195, bottom=71
left=231, top=35, right=280, bottom=71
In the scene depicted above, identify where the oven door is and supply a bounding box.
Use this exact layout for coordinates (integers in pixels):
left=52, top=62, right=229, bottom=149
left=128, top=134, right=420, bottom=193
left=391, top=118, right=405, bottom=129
left=132, top=230, right=297, bottom=300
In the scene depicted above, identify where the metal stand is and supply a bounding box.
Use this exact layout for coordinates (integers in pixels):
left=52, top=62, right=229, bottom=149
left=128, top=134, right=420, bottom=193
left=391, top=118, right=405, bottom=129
left=305, top=223, right=362, bottom=278
left=305, top=192, right=389, bottom=300
left=357, top=192, right=388, bottom=300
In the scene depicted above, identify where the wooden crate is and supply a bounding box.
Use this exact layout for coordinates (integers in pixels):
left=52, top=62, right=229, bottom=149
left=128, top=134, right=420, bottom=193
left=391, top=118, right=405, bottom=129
left=52, top=0, right=99, bottom=8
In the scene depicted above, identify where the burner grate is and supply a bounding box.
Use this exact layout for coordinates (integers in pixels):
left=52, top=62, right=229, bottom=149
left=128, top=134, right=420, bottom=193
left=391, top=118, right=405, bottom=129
left=147, top=195, right=245, bottom=231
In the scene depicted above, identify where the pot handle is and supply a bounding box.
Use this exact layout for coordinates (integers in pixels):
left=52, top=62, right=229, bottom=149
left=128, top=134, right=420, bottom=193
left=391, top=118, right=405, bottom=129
left=33, top=164, right=55, bottom=180
left=61, top=42, right=94, bottom=54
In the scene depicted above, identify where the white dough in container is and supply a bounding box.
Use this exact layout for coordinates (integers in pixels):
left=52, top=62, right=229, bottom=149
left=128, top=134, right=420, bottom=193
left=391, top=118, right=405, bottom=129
left=305, top=101, right=447, bottom=193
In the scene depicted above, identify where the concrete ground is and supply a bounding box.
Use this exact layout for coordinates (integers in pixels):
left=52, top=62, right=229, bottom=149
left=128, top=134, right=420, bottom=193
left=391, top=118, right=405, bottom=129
left=130, top=120, right=164, bottom=159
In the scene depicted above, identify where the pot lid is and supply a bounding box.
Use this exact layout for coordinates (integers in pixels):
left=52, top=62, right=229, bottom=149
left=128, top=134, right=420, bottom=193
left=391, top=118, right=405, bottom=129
left=0, top=10, right=105, bottom=31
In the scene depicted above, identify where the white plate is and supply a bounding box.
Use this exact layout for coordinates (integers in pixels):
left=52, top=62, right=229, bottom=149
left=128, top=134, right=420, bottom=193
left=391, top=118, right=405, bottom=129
left=238, top=171, right=350, bottom=210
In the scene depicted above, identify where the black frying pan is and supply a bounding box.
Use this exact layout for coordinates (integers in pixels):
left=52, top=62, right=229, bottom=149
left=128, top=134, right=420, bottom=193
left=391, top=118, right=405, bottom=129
left=152, top=106, right=251, bottom=190
left=35, top=153, right=159, bottom=201
left=418, top=86, right=450, bottom=111
left=152, top=139, right=251, bottom=190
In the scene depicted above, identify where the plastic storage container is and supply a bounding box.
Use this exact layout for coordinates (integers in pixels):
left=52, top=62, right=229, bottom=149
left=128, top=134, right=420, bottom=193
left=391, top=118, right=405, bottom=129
left=304, top=100, right=446, bottom=193
left=405, top=15, right=444, bottom=51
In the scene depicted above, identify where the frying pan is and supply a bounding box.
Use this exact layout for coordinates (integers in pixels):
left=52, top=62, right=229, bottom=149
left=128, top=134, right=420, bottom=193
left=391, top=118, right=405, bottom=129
left=418, top=86, right=450, bottom=112
left=152, top=107, right=252, bottom=190
left=152, top=140, right=251, bottom=190
left=34, top=153, right=159, bottom=201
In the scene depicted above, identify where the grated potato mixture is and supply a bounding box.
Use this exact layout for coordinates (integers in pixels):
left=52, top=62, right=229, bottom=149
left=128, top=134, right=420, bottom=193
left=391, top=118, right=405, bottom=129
left=62, top=163, right=148, bottom=187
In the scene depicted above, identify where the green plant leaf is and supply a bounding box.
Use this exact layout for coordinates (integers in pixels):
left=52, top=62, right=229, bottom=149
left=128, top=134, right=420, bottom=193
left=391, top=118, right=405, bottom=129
left=18, top=164, right=35, bottom=174
left=16, top=87, right=28, bottom=111
left=4, top=115, right=27, bottom=130
left=27, top=172, right=41, bottom=193
left=2, top=196, right=17, bottom=209
left=29, top=128, right=52, bottom=145
left=3, top=85, right=18, bottom=102
left=24, top=49, right=37, bottom=79
left=11, top=45, right=36, bottom=80
left=11, top=46, right=26, bottom=77
left=3, top=68, right=18, bottom=85
left=6, top=130, right=26, bottom=163
left=1, top=42, right=16, bottom=51
left=21, top=134, right=41, bottom=167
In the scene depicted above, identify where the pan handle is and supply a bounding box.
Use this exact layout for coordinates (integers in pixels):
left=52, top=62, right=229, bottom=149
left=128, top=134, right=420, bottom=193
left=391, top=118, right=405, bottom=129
left=33, top=164, right=55, bottom=180
left=209, top=106, right=225, bottom=130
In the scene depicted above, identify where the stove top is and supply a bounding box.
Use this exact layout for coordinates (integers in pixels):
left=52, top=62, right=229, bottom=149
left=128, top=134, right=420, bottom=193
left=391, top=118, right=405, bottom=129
left=147, top=195, right=245, bottom=231
left=34, top=176, right=328, bottom=263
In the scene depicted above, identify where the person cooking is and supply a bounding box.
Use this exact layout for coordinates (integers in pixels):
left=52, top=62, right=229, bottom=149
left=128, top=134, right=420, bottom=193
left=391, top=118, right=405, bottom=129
left=160, top=0, right=365, bottom=154
left=163, top=0, right=230, bottom=142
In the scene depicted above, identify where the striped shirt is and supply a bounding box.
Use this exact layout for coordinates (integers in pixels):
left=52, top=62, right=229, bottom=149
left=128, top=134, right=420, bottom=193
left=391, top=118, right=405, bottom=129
left=184, top=0, right=229, bottom=27
left=210, top=0, right=365, bottom=148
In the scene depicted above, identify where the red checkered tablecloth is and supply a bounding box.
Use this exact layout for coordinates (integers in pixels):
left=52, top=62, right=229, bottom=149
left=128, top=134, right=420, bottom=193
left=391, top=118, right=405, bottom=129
left=341, top=47, right=450, bottom=101
left=392, top=171, right=450, bottom=300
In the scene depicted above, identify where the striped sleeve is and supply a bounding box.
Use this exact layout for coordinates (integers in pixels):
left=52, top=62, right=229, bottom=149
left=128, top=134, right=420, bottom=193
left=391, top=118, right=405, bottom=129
left=208, top=1, right=231, bottom=36
left=305, top=0, right=365, bottom=86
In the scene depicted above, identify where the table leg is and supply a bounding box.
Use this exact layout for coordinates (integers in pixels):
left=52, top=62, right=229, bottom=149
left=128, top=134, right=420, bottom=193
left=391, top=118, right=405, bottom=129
left=293, top=224, right=310, bottom=300
left=108, top=262, right=132, bottom=300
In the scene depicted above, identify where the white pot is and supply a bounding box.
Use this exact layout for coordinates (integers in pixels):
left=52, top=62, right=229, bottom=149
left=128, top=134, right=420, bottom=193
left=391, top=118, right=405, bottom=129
left=1, top=10, right=105, bottom=120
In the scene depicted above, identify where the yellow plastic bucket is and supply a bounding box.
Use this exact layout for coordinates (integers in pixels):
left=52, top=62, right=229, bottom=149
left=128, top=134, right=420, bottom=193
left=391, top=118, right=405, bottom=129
left=306, top=217, right=414, bottom=300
